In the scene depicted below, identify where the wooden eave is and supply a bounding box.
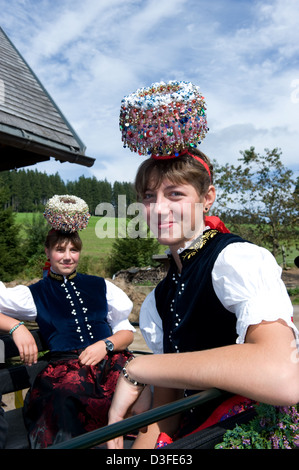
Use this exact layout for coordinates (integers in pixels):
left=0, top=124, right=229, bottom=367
left=0, top=27, right=95, bottom=171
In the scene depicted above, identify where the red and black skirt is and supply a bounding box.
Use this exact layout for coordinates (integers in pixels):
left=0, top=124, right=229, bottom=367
left=23, top=350, right=132, bottom=448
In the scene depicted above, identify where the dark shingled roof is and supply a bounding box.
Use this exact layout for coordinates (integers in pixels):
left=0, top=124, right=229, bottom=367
left=0, top=27, right=95, bottom=171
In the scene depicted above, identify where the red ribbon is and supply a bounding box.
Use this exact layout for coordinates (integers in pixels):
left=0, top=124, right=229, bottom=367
left=205, top=216, right=230, bottom=233
left=151, top=149, right=211, bottom=180
left=43, top=261, right=51, bottom=276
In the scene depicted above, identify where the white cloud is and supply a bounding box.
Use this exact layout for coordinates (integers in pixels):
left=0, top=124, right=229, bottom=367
left=0, top=0, right=298, bottom=183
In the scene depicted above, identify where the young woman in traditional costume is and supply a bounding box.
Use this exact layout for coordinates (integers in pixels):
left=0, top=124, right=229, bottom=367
left=0, top=195, right=135, bottom=448
left=107, top=80, right=299, bottom=449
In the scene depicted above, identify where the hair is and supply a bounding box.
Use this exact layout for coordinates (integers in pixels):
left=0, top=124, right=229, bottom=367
left=135, top=146, right=213, bottom=199
left=44, top=230, right=83, bottom=251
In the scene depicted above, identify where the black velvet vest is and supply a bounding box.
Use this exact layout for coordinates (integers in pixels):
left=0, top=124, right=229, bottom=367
left=29, top=272, right=110, bottom=352
left=155, top=230, right=246, bottom=354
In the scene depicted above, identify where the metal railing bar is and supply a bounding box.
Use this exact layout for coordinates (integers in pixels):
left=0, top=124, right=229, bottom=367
left=48, top=388, right=224, bottom=449
left=130, top=350, right=152, bottom=355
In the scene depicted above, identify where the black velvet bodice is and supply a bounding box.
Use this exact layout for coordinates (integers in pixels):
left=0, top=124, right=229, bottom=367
left=29, top=272, right=111, bottom=352
left=155, top=230, right=246, bottom=354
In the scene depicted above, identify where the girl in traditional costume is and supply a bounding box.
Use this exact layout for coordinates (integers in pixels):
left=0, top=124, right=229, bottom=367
left=0, top=195, right=135, bottom=448
left=107, top=80, right=299, bottom=449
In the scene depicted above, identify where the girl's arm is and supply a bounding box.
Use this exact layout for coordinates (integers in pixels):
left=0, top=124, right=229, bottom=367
left=78, top=330, right=134, bottom=366
left=121, top=320, right=299, bottom=406
left=131, top=386, right=183, bottom=449
left=79, top=280, right=135, bottom=366
left=107, top=380, right=182, bottom=449
left=107, top=319, right=299, bottom=448
left=0, top=312, right=38, bottom=366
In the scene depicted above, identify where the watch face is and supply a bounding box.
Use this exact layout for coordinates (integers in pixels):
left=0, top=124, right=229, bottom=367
left=105, top=340, right=114, bottom=352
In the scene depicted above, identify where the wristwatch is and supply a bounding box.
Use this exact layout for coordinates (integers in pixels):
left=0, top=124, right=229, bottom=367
left=104, top=339, right=114, bottom=353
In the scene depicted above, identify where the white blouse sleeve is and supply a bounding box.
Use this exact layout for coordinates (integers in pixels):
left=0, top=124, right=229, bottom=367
left=139, top=289, right=164, bottom=354
left=0, top=281, right=37, bottom=321
left=105, top=280, right=135, bottom=334
left=212, top=242, right=297, bottom=344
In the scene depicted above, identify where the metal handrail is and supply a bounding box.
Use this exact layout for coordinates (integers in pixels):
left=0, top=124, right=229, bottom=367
left=48, top=388, right=224, bottom=449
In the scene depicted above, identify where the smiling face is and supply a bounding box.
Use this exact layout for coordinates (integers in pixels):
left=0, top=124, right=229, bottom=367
left=45, top=241, right=80, bottom=276
left=135, top=150, right=216, bottom=251
left=142, top=178, right=215, bottom=251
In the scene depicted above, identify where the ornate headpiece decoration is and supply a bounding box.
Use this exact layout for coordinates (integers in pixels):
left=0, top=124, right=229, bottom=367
left=120, top=80, right=208, bottom=157
left=44, top=195, right=90, bottom=232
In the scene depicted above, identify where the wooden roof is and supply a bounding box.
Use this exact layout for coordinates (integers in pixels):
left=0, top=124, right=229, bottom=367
left=0, top=27, right=95, bottom=171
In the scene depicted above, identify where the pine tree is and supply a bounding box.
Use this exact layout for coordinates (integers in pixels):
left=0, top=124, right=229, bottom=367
left=0, top=177, right=25, bottom=280
left=107, top=232, right=160, bottom=276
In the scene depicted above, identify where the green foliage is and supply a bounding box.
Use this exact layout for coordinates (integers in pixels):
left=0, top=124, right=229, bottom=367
left=22, top=213, right=49, bottom=257
left=0, top=176, right=24, bottom=280
left=288, top=287, right=299, bottom=305
left=107, top=231, right=160, bottom=276
left=78, top=255, right=92, bottom=275
left=112, top=181, right=136, bottom=215
left=17, top=253, right=47, bottom=280
left=215, top=403, right=299, bottom=449
left=0, top=207, right=25, bottom=281
left=1, top=169, right=137, bottom=215
left=6, top=213, right=50, bottom=280
left=214, top=147, right=299, bottom=257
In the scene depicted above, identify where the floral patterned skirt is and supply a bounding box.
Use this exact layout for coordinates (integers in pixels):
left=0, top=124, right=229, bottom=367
left=23, top=350, right=132, bottom=448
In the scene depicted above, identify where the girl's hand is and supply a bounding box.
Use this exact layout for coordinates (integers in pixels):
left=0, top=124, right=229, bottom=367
left=12, top=325, right=38, bottom=366
left=78, top=340, right=107, bottom=366
left=107, top=374, right=146, bottom=449
left=130, top=383, right=152, bottom=416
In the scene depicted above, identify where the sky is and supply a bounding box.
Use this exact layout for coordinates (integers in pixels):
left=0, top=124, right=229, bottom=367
left=1, top=0, right=299, bottom=184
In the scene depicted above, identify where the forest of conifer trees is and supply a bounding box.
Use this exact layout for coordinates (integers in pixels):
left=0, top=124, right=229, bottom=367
left=0, top=169, right=137, bottom=214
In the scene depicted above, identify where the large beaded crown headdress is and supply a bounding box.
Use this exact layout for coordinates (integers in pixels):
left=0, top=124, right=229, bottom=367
left=119, top=80, right=208, bottom=158
left=44, top=195, right=90, bottom=233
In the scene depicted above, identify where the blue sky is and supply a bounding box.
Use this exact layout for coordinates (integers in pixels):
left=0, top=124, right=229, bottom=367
left=1, top=0, right=298, bottom=183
